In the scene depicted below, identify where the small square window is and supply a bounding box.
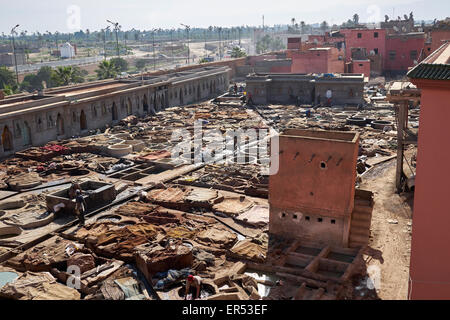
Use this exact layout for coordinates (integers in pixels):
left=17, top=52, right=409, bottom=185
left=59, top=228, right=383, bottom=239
left=357, top=33, right=362, bottom=38
left=318, top=218, right=323, bottom=223
left=374, top=32, right=378, bottom=38
left=331, top=219, right=336, bottom=224
left=293, top=214, right=298, bottom=219
left=305, top=216, right=310, bottom=221
left=282, top=213, right=286, bottom=218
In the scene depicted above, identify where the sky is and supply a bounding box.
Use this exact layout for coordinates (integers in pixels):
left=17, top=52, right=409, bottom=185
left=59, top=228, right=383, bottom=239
left=0, top=0, right=449, bottom=34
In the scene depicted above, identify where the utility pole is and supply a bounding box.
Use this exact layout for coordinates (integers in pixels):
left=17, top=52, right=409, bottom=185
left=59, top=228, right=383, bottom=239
left=238, top=27, right=242, bottom=46
left=107, top=20, right=120, bottom=57
left=11, top=24, right=20, bottom=86
left=170, top=29, right=174, bottom=62
left=46, top=30, right=52, bottom=61
left=218, top=27, right=222, bottom=60
left=55, top=31, right=59, bottom=55
left=103, top=26, right=110, bottom=60
left=204, top=30, right=207, bottom=57
left=152, top=29, right=156, bottom=70
left=180, top=24, right=190, bottom=65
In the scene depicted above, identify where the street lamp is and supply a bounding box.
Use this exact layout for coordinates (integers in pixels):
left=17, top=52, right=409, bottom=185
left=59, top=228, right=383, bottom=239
left=151, top=29, right=157, bottom=70
left=218, top=27, right=222, bottom=60
left=10, top=24, right=20, bottom=85
left=170, top=29, right=175, bottom=62
left=107, top=20, right=121, bottom=57
left=103, top=26, right=110, bottom=60
left=180, top=23, right=190, bottom=65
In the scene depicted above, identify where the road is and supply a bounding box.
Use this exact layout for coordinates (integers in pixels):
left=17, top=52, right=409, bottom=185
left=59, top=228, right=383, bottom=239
left=16, top=56, right=104, bottom=73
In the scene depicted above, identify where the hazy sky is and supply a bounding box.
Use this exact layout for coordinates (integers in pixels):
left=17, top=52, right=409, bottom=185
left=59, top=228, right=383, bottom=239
left=0, top=0, right=448, bottom=34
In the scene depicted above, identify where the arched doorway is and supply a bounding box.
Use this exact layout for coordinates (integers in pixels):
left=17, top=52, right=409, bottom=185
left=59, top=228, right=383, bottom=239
left=22, top=121, right=31, bottom=146
left=156, top=96, right=160, bottom=111
left=80, top=110, right=87, bottom=130
left=57, top=114, right=64, bottom=136
left=2, top=126, right=13, bottom=152
left=127, top=98, right=132, bottom=116
left=112, top=103, right=118, bottom=121
left=143, top=94, right=148, bottom=113
left=161, top=94, right=166, bottom=109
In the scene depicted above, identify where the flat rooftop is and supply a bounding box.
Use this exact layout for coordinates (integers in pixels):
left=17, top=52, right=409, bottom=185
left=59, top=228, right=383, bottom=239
left=51, top=82, right=129, bottom=97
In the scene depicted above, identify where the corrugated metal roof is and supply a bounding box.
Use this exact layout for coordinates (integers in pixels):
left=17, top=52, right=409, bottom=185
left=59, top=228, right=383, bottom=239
left=407, top=42, right=450, bottom=80
left=407, top=63, right=450, bottom=80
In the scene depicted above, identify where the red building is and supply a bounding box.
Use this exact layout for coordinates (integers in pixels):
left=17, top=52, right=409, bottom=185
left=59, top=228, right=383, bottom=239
left=427, top=29, right=450, bottom=53
left=287, top=37, right=302, bottom=50
left=287, top=47, right=344, bottom=74
left=347, top=59, right=371, bottom=78
left=407, top=42, right=450, bottom=299
left=384, top=33, right=425, bottom=75
left=340, top=29, right=387, bottom=65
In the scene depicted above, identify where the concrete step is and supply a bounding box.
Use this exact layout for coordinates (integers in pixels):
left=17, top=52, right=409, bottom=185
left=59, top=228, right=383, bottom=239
left=349, top=232, right=369, bottom=244
left=352, top=206, right=373, bottom=217
left=349, top=226, right=370, bottom=238
left=349, top=241, right=366, bottom=248
left=354, top=198, right=371, bottom=206
left=351, top=218, right=372, bottom=229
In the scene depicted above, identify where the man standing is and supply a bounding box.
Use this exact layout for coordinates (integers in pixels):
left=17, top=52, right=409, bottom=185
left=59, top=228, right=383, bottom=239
left=184, top=275, right=202, bottom=300
left=75, top=189, right=87, bottom=226
left=247, top=92, right=254, bottom=106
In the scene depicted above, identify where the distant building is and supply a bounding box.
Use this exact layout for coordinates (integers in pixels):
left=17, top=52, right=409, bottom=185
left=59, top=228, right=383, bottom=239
left=0, top=52, right=26, bottom=66
left=59, top=42, right=76, bottom=59
left=245, top=72, right=365, bottom=106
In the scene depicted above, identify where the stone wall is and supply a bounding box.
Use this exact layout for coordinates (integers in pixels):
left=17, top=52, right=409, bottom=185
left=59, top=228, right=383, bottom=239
left=0, top=67, right=230, bottom=157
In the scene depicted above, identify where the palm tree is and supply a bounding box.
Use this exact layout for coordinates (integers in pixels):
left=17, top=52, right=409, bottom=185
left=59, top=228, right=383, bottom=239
left=300, top=21, right=306, bottom=34
left=51, top=66, right=73, bottom=86
left=95, top=60, right=119, bottom=80
left=51, top=66, right=85, bottom=86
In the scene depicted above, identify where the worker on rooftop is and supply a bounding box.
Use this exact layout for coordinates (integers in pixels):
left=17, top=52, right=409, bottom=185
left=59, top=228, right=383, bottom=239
left=68, top=181, right=82, bottom=199
left=184, top=275, right=202, bottom=300
left=75, top=189, right=87, bottom=227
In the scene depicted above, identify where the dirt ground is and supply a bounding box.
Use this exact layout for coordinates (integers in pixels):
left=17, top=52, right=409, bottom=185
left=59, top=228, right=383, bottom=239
left=360, top=158, right=414, bottom=300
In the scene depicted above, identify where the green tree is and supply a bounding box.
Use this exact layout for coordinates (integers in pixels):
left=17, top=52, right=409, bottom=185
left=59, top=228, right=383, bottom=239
left=2, top=84, right=17, bottom=96
left=231, top=47, right=247, bottom=58
left=353, top=14, right=360, bottom=25
left=110, top=57, right=128, bottom=72
left=20, top=74, right=43, bottom=92
left=37, top=66, right=55, bottom=88
left=96, top=60, right=120, bottom=80
left=0, top=66, right=16, bottom=90
left=51, top=66, right=85, bottom=87
left=135, top=59, right=147, bottom=70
